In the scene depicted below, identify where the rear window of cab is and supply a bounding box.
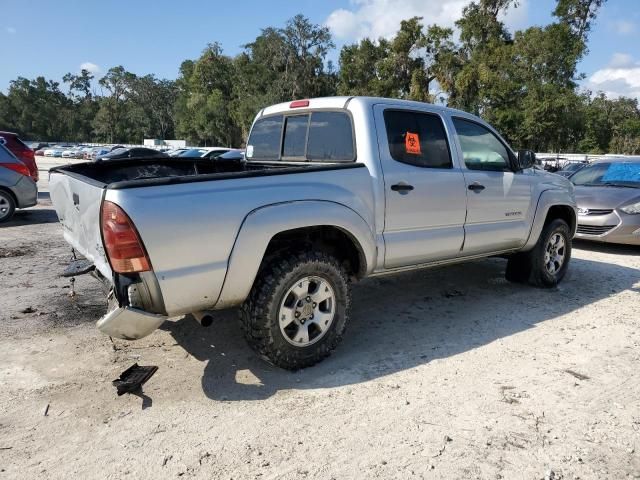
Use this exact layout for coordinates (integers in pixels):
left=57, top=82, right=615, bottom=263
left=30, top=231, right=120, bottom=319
left=247, top=111, right=355, bottom=162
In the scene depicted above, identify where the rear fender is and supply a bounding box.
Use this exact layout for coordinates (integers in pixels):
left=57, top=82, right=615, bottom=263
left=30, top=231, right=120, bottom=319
left=214, top=200, right=376, bottom=309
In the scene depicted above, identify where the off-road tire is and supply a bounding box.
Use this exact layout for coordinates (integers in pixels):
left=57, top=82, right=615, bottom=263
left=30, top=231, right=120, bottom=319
left=0, top=190, right=16, bottom=223
left=505, top=218, right=571, bottom=288
left=240, top=250, right=351, bottom=370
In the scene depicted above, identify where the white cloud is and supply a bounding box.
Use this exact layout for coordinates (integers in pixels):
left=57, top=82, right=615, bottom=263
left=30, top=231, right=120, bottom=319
left=588, top=53, right=640, bottom=100
left=80, top=62, right=101, bottom=74
left=611, top=19, right=635, bottom=35
left=325, top=0, right=529, bottom=41
left=6, top=27, right=16, bottom=34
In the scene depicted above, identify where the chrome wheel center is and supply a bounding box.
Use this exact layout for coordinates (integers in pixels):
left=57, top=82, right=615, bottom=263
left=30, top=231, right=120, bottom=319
left=544, top=232, right=566, bottom=275
left=279, top=276, right=336, bottom=347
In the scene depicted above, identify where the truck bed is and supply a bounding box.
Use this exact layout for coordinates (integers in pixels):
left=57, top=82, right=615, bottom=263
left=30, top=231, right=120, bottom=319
left=51, top=158, right=346, bottom=189
left=49, top=156, right=373, bottom=317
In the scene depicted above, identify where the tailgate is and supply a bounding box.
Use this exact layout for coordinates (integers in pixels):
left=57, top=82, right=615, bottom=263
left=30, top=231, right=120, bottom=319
left=49, top=171, right=112, bottom=280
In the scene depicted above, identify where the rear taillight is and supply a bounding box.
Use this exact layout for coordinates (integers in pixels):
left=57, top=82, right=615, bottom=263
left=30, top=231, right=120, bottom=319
left=101, top=201, right=151, bottom=273
left=16, top=148, right=38, bottom=181
left=0, top=161, right=31, bottom=177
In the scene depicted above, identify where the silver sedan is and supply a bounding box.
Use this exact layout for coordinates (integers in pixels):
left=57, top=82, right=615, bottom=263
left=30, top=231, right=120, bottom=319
left=571, top=157, right=640, bottom=246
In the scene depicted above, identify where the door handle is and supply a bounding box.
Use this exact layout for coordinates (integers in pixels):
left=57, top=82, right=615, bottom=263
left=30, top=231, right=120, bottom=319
left=391, top=183, right=414, bottom=193
left=468, top=183, right=485, bottom=192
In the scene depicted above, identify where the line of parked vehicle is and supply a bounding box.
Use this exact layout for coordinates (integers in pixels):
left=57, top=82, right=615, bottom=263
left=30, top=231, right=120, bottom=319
left=31, top=143, right=239, bottom=162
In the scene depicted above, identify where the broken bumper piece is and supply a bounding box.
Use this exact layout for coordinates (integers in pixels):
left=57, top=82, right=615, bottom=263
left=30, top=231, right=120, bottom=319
left=113, top=363, right=158, bottom=396
left=97, top=306, right=167, bottom=340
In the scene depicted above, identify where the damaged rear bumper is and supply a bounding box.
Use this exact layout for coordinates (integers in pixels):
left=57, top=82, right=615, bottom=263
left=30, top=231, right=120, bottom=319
left=97, top=306, right=168, bottom=340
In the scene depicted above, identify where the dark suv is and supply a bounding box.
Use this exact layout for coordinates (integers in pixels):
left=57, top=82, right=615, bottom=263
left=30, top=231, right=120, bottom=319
left=0, top=132, right=39, bottom=182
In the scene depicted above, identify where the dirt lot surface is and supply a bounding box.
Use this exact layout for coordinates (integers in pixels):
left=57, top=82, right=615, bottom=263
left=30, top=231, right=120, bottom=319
left=1, top=161, right=639, bottom=479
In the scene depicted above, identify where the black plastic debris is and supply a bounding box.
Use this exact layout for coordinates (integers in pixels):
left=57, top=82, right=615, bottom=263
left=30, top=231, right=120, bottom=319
left=112, top=363, right=158, bottom=396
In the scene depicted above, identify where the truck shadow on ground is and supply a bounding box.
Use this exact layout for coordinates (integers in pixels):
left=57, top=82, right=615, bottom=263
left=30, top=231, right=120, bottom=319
left=164, top=255, right=639, bottom=402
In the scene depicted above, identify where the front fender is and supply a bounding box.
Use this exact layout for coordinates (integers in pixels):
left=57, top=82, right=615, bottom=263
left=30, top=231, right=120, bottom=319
left=214, top=200, right=376, bottom=309
left=521, top=189, right=577, bottom=251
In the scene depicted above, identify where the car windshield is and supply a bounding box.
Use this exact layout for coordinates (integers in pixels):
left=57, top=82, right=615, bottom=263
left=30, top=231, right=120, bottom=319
left=562, top=163, right=584, bottom=172
left=571, top=161, right=640, bottom=187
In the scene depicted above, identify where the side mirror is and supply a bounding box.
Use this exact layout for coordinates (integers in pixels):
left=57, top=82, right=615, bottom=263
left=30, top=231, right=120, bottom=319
left=516, top=150, right=536, bottom=170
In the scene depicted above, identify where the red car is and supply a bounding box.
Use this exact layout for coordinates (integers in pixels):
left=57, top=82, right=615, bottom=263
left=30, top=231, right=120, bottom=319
left=0, top=131, right=39, bottom=182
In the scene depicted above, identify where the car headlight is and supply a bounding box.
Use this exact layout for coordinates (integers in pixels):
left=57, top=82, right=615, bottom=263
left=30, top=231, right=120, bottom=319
left=621, top=202, right=640, bottom=214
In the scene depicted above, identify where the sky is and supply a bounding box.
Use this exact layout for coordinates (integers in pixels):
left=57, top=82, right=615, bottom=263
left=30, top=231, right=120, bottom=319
left=1, top=0, right=639, bottom=99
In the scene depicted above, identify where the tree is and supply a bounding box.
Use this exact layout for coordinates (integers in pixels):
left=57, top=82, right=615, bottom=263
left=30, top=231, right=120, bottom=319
left=0, top=76, right=71, bottom=140
left=338, top=18, right=457, bottom=102
left=0, top=5, right=626, bottom=153
left=175, top=43, right=239, bottom=146
left=94, top=66, right=135, bottom=143
left=62, top=69, right=98, bottom=141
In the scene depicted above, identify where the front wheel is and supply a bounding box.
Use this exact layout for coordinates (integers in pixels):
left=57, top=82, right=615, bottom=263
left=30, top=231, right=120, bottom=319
left=506, top=218, right=572, bottom=288
left=240, top=251, right=351, bottom=370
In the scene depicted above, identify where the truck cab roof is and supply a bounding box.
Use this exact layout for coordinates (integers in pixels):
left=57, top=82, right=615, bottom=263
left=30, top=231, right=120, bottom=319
left=259, top=96, right=471, bottom=119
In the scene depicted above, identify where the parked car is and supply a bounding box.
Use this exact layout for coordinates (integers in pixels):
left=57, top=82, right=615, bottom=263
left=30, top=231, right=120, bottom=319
left=95, top=147, right=169, bottom=162
left=0, top=143, right=37, bottom=222
left=0, top=131, right=39, bottom=182
left=62, top=148, right=81, bottom=158
left=28, top=142, right=50, bottom=151
left=178, top=147, right=232, bottom=159
left=571, top=157, right=640, bottom=245
left=49, top=96, right=577, bottom=370
left=216, top=150, right=245, bottom=162
left=88, top=148, right=111, bottom=161
left=51, top=147, right=67, bottom=158
left=167, top=148, right=190, bottom=157
left=556, top=161, right=588, bottom=178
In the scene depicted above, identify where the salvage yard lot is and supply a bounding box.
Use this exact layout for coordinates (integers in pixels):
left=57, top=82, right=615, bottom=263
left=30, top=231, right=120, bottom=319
left=1, top=170, right=639, bottom=479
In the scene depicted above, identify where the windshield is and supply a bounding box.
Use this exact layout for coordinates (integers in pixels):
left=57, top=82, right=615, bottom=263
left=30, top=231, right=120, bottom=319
left=563, top=163, right=584, bottom=172
left=570, top=161, right=640, bottom=187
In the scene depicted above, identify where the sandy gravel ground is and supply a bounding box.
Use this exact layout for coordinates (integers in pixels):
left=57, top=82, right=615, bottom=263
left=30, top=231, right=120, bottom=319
left=0, top=159, right=639, bottom=479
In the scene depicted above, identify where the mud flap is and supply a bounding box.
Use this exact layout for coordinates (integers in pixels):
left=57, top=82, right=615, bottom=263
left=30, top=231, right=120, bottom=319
left=97, top=306, right=167, bottom=340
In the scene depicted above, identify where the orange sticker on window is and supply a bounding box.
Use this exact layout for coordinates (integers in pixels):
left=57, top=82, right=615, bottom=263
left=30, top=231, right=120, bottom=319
left=405, top=132, right=421, bottom=155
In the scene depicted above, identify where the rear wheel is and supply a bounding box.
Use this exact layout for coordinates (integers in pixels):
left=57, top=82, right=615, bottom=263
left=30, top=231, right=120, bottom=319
left=506, top=218, right=571, bottom=288
left=240, top=250, right=351, bottom=370
left=0, top=190, right=16, bottom=223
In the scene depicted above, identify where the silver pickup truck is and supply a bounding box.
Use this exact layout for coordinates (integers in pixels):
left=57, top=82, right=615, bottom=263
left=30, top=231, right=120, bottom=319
left=50, top=96, right=577, bottom=370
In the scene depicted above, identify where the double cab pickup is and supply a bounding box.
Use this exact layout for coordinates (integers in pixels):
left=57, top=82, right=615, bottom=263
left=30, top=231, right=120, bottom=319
left=50, top=97, right=577, bottom=369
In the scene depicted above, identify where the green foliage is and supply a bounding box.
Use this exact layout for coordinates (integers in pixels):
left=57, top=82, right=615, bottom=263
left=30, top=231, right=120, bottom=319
left=1, top=8, right=639, bottom=154
left=0, top=77, right=71, bottom=140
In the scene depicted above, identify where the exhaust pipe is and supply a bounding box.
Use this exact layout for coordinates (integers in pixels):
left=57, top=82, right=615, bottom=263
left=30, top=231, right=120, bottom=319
left=192, top=311, right=214, bottom=328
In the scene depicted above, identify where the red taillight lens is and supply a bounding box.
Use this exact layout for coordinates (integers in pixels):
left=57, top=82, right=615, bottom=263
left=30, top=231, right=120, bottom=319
left=101, top=201, right=151, bottom=273
left=290, top=99, right=309, bottom=108
left=0, top=161, right=31, bottom=177
left=16, top=149, right=38, bottom=181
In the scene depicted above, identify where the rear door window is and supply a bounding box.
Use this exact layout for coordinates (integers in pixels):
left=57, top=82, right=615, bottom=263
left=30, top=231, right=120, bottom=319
left=248, top=115, right=283, bottom=160
left=383, top=110, right=452, bottom=168
left=307, top=111, right=354, bottom=161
